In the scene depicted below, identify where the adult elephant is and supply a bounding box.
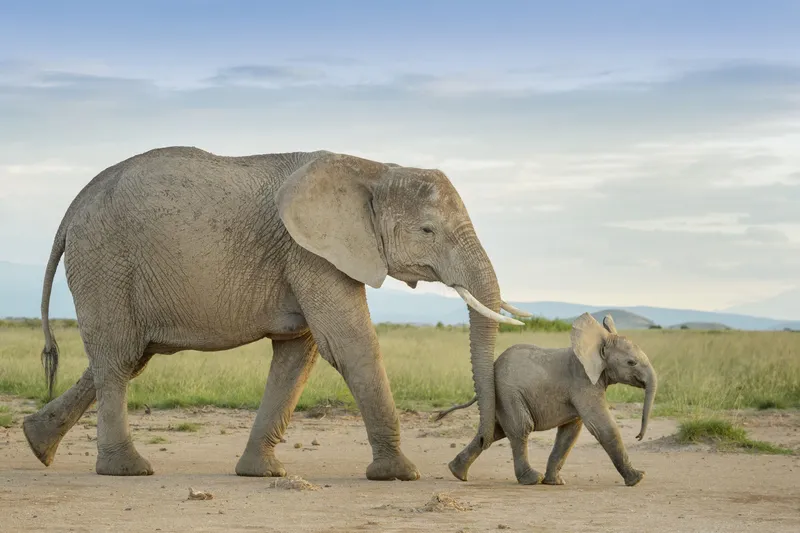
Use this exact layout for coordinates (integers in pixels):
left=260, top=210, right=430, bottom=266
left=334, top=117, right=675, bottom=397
left=23, top=147, right=530, bottom=480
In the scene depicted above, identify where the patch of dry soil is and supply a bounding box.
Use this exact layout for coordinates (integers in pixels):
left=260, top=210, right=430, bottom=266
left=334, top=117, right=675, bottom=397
left=1, top=396, right=798, bottom=532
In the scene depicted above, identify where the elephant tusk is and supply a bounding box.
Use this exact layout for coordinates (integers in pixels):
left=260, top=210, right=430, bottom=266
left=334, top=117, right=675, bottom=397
left=500, top=300, right=532, bottom=318
left=453, top=286, right=525, bottom=326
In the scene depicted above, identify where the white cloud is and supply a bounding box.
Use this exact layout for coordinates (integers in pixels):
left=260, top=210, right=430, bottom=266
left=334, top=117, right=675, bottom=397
left=3, top=60, right=800, bottom=312
left=1, top=162, right=92, bottom=176
left=605, top=213, right=800, bottom=245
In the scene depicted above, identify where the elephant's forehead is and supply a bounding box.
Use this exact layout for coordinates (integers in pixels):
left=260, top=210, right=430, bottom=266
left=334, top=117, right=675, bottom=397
left=382, top=171, right=465, bottom=211
left=609, top=336, right=644, bottom=356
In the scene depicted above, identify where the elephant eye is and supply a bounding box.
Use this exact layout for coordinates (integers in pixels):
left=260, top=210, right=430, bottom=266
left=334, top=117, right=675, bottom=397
left=421, top=226, right=434, bottom=234
left=627, top=360, right=637, bottom=366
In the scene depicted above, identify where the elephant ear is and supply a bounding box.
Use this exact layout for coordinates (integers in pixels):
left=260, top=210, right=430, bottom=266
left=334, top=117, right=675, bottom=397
left=275, top=153, right=389, bottom=288
left=570, top=313, right=609, bottom=385
left=602, top=314, right=618, bottom=334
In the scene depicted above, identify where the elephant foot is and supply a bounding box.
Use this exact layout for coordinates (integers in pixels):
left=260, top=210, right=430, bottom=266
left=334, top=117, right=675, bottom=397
left=366, top=453, right=420, bottom=481
left=516, top=468, right=544, bottom=485
left=235, top=451, right=287, bottom=477
left=624, top=469, right=645, bottom=487
left=22, top=369, right=97, bottom=468
left=96, top=443, right=154, bottom=476
left=542, top=473, right=565, bottom=485
left=22, top=411, right=66, bottom=467
left=448, top=458, right=470, bottom=481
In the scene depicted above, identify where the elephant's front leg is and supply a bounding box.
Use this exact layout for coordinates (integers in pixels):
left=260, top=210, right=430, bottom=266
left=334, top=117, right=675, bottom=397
left=292, top=271, right=419, bottom=481
left=321, top=331, right=419, bottom=480
left=236, top=332, right=319, bottom=477
left=543, top=418, right=582, bottom=485
left=576, top=399, right=644, bottom=486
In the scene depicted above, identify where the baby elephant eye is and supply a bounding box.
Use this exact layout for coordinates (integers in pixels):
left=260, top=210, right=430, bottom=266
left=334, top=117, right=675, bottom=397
left=627, top=360, right=637, bottom=366
left=421, top=226, right=434, bottom=234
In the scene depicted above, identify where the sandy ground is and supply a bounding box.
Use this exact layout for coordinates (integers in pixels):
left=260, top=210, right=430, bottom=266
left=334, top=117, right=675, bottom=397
left=1, top=396, right=799, bottom=533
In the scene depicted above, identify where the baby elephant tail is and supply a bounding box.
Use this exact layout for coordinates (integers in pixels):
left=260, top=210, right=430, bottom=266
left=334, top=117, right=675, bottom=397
left=432, top=396, right=478, bottom=422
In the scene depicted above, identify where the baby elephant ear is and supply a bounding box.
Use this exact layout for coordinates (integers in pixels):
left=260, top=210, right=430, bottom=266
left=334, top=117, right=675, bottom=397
left=602, top=314, right=618, bottom=334
left=570, top=313, right=609, bottom=385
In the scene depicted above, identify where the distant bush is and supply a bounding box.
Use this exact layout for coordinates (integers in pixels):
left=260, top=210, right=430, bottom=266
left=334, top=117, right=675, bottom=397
left=0, top=318, right=78, bottom=329
left=498, top=316, right=572, bottom=333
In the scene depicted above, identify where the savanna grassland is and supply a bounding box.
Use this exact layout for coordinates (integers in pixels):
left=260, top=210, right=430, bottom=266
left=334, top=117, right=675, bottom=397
left=2, top=321, right=800, bottom=532
left=1, top=321, right=798, bottom=416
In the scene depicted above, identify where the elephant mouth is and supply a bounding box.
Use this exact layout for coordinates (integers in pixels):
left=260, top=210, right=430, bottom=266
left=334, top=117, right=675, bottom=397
left=633, top=376, right=647, bottom=388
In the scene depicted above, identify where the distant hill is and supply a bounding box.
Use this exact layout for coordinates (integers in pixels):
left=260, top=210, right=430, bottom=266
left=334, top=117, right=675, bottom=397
left=668, top=322, right=731, bottom=331
left=722, top=288, right=800, bottom=322
left=568, top=309, right=656, bottom=330
left=2, top=260, right=800, bottom=331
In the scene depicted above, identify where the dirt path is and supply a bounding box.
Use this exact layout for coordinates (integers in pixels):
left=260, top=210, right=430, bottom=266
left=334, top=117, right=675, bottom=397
left=1, top=397, right=799, bottom=532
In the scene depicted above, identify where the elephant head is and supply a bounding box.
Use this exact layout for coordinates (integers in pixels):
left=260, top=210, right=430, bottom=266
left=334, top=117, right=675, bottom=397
left=276, top=152, right=529, bottom=449
left=571, top=312, right=658, bottom=440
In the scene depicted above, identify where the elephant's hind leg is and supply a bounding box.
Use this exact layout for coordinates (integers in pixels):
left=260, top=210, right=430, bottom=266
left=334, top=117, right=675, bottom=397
left=448, top=424, right=505, bottom=481
left=87, top=332, right=153, bottom=476
left=236, top=332, right=319, bottom=477
left=23, top=368, right=97, bottom=466
left=543, top=419, right=582, bottom=485
left=510, top=433, right=544, bottom=485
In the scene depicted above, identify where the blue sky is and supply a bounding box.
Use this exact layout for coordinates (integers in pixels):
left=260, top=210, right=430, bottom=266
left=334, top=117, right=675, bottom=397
left=1, top=1, right=800, bottom=316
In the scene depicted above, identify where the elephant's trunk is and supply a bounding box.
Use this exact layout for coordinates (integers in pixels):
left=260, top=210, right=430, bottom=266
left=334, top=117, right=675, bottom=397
left=450, top=235, right=505, bottom=451
left=636, top=366, right=658, bottom=441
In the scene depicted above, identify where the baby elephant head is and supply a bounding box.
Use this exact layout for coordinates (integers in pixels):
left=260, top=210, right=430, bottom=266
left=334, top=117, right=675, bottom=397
left=570, top=312, right=658, bottom=441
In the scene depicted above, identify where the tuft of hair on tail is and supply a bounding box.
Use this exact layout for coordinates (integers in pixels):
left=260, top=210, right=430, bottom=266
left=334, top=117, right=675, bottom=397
left=41, top=337, right=60, bottom=402
left=39, top=224, right=67, bottom=403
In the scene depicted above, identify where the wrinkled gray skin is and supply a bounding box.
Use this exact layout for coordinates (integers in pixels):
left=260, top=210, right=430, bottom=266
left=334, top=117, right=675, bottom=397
left=22, top=147, right=528, bottom=480
left=436, top=313, right=658, bottom=487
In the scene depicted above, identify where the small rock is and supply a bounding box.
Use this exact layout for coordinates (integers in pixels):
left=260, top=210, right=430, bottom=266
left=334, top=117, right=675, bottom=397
left=84, top=452, right=89, bottom=456
left=498, top=525, right=511, bottom=530
left=124, top=507, right=132, bottom=511
left=294, top=442, right=303, bottom=449
left=450, top=443, right=457, bottom=448
left=188, top=487, right=214, bottom=500
left=160, top=448, right=167, bottom=451
left=270, top=475, right=319, bottom=491
left=312, top=438, right=320, bottom=446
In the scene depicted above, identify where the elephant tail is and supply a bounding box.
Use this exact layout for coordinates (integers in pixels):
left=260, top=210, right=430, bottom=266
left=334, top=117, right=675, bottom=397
left=432, top=396, right=478, bottom=422
left=40, top=227, right=67, bottom=403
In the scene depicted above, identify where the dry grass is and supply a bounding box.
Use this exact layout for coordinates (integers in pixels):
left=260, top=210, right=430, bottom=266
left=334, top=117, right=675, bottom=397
left=0, top=326, right=798, bottom=415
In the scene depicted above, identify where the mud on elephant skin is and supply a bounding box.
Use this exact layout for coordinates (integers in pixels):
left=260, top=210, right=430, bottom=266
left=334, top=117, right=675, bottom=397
left=436, top=312, right=657, bottom=487
left=23, top=147, right=531, bottom=480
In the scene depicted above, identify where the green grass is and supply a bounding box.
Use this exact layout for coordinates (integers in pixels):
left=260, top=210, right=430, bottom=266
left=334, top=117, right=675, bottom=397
left=173, top=422, right=201, bottom=432
left=677, top=418, right=794, bottom=455
left=0, top=325, right=799, bottom=415
left=0, top=405, right=11, bottom=428
left=147, top=436, right=169, bottom=444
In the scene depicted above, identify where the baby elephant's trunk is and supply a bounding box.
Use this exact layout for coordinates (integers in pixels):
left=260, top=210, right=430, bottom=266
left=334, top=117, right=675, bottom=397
left=636, top=366, right=658, bottom=440
left=432, top=396, right=477, bottom=422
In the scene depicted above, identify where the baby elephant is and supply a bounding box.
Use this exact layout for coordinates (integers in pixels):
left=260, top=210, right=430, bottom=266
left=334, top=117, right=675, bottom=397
left=436, top=312, right=657, bottom=487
